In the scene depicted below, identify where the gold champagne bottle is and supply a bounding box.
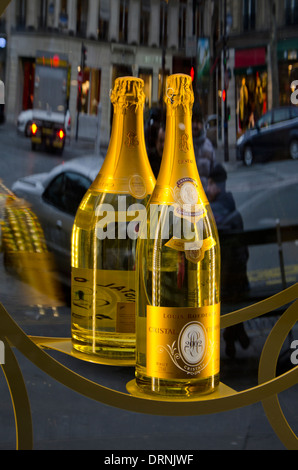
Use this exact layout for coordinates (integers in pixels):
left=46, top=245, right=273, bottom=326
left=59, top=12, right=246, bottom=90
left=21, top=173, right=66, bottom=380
left=135, top=74, right=220, bottom=396
left=71, top=76, right=155, bottom=360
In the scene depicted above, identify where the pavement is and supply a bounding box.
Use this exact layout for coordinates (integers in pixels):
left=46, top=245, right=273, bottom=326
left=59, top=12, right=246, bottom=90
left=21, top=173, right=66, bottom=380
left=0, top=133, right=297, bottom=451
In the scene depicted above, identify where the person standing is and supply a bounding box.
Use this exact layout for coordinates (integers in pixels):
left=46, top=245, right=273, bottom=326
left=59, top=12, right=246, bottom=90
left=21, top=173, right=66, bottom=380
left=207, top=163, right=250, bottom=358
left=192, top=105, right=216, bottom=190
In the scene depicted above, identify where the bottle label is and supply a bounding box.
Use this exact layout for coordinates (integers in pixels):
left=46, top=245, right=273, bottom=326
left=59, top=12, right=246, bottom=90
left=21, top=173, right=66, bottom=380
left=146, top=304, right=220, bottom=380
left=72, top=268, right=136, bottom=333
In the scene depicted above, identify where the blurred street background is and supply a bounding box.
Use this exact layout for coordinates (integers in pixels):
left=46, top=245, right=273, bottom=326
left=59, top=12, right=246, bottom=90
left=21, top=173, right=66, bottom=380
left=0, top=122, right=297, bottom=450
left=0, top=0, right=298, bottom=451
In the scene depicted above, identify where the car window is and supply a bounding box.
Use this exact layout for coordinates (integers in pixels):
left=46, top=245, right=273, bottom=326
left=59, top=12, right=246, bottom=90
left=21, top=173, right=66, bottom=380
left=291, top=106, right=298, bottom=118
left=257, top=112, right=272, bottom=128
left=273, top=108, right=290, bottom=124
left=43, top=171, right=91, bottom=215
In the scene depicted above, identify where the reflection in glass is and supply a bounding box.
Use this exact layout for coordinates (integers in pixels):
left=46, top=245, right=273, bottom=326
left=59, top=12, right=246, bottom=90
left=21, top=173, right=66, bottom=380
left=0, top=181, right=64, bottom=307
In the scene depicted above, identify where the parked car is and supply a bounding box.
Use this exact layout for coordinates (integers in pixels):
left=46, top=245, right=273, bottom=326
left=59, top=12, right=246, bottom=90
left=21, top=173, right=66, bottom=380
left=11, top=156, right=103, bottom=284
left=17, top=109, right=71, bottom=137
left=236, top=106, right=298, bottom=166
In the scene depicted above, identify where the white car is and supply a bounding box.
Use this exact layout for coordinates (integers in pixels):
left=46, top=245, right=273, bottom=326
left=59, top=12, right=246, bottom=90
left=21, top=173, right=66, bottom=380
left=11, top=156, right=104, bottom=284
left=17, top=109, right=71, bottom=137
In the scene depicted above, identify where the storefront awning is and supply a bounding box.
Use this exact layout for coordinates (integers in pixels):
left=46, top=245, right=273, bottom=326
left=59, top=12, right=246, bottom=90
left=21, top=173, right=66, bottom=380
left=234, top=47, right=267, bottom=76
left=235, top=47, right=267, bottom=69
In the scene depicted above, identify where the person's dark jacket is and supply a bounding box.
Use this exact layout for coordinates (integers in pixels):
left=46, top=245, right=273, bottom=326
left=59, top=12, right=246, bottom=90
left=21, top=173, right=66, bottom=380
left=210, top=190, right=250, bottom=300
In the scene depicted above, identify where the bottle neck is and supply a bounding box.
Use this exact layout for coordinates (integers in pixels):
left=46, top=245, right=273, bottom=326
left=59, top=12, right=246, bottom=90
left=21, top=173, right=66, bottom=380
left=92, top=103, right=155, bottom=197
left=157, top=105, right=199, bottom=184
left=118, top=104, right=146, bottom=156
left=150, top=104, right=208, bottom=206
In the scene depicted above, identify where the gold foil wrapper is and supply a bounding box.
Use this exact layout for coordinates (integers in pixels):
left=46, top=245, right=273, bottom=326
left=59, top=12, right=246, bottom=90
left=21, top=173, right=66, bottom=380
left=110, top=76, right=146, bottom=110
left=165, top=74, right=194, bottom=113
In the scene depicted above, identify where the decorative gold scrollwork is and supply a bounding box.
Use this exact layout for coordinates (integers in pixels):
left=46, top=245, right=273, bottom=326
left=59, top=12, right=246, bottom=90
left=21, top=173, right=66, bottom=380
left=0, top=283, right=297, bottom=450
left=258, top=298, right=298, bottom=450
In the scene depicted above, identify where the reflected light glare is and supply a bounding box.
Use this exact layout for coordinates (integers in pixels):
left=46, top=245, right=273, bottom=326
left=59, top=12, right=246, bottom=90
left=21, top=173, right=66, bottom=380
left=31, top=123, right=38, bottom=135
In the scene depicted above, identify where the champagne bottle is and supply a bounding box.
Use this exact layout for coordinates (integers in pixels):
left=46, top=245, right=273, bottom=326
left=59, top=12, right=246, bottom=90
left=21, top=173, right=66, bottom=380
left=135, top=74, right=220, bottom=396
left=71, top=76, right=155, bottom=360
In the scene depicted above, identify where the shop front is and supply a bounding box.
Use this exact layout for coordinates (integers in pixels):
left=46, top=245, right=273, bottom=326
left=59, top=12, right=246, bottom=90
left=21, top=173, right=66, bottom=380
left=278, top=38, right=298, bottom=106
left=234, top=47, right=267, bottom=137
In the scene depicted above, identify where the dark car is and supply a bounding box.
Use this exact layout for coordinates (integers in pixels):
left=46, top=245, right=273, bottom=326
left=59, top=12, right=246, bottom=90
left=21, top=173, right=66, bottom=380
left=236, top=106, right=298, bottom=166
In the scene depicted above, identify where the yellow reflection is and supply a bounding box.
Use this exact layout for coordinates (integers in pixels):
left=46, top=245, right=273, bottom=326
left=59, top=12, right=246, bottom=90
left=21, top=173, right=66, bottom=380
left=0, top=181, right=64, bottom=307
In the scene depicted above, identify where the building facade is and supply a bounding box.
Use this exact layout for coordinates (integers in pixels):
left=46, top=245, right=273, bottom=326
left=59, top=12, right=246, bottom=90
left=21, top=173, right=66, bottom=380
left=1, top=0, right=297, bottom=150
left=2, top=0, right=212, bottom=146
left=213, top=0, right=298, bottom=149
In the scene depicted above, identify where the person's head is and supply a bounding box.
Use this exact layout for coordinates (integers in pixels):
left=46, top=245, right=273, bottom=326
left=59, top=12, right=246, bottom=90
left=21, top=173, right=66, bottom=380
left=207, top=163, right=227, bottom=202
left=155, top=126, right=165, bottom=158
left=192, top=104, right=205, bottom=139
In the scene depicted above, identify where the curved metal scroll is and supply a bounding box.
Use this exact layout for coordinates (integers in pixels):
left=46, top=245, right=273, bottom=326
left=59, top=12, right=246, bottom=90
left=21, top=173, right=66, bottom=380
left=0, top=283, right=297, bottom=450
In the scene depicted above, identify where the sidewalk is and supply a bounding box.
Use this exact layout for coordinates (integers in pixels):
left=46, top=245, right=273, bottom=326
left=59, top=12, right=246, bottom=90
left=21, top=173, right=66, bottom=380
left=215, top=144, right=243, bottom=171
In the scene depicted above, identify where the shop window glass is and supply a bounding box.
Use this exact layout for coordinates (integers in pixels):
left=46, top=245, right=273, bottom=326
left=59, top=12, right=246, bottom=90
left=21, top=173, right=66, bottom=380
left=243, top=0, right=256, bottom=31
left=179, top=0, right=187, bottom=49
left=39, top=0, right=47, bottom=29
left=119, top=0, right=128, bottom=43
left=140, top=0, right=150, bottom=45
left=98, top=18, right=109, bottom=41
left=160, top=1, right=168, bottom=47
left=80, top=68, right=101, bottom=116
left=285, top=0, right=298, bottom=25
left=236, top=72, right=267, bottom=133
left=89, top=69, right=101, bottom=115
left=16, top=0, right=26, bottom=29
left=98, top=0, right=109, bottom=40
left=77, top=0, right=88, bottom=36
left=59, top=0, right=68, bottom=31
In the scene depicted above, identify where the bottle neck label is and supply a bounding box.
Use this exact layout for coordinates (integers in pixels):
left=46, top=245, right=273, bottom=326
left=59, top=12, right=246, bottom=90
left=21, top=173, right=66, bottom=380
left=151, top=109, right=208, bottom=206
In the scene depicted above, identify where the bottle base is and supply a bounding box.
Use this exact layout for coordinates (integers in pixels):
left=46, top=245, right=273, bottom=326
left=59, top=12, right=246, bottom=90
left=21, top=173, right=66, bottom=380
left=135, top=371, right=220, bottom=398
left=72, top=331, right=135, bottom=361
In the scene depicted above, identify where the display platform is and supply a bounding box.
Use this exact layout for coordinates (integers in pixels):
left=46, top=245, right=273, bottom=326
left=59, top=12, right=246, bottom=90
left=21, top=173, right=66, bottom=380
left=0, top=283, right=297, bottom=450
